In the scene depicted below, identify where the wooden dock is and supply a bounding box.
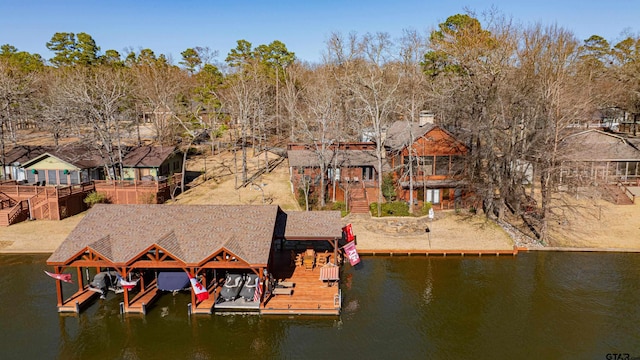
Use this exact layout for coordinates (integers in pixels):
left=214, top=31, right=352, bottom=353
left=125, top=280, right=160, bottom=314
left=192, top=285, right=221, bottom=315
left=262, top=263, right=340, bottom=316
left=58, top=286, right=100, bottom=313
left=358, top=247, right=520, bottom=257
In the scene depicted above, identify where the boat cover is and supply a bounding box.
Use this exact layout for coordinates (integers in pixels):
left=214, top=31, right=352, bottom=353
left=157, top=272, right=190, bottom=291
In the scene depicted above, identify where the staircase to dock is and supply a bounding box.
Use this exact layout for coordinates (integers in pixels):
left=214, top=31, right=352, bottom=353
left=349, top=185, right=370, bottom=214
left=0, top=192, right=29, bottom=227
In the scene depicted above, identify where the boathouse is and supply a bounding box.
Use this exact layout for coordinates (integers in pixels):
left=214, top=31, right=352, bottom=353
left=46, top=204, right=343, bottom=315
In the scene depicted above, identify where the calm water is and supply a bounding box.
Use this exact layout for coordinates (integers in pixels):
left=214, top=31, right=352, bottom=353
left=1, top=252, right=639, bottom=360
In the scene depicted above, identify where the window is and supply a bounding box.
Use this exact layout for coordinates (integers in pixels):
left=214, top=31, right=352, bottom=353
left=47, top=170, right=57, bottom=185
left=58, top=170, right=68, bottom=185
left=419, top=156, right=433, bottom=176
left=426, top=189, right=440, bottom=204
left=363, top=166, right=374, bottom=181
left=451, top=155, right=464, bottom=176
left=435, top=156, right=450, bottom=175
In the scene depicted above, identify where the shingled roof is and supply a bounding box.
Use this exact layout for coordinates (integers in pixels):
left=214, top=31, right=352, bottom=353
left=287, top=149, right=389, bottom=172
left=121, top=146, right=178, bottom=167
left=47, top=205, right=343, bottom=267
left=2, top=145, right=50, bottom=165
left=384, top=121, right=436, bottom=152
left=47, top=204, right=281, bottom=266
left=559, top=130, right=640, bottom=161
left=20, top=144, right=108, bottom=169
left=282, top=211, right=342, bottom=240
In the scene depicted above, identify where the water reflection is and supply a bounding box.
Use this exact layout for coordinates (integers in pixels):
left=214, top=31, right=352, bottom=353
left=1, top=253, right=639, bottom=359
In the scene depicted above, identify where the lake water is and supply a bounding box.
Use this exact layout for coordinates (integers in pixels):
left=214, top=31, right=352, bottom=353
left=1, top=252, right=639, bottom=359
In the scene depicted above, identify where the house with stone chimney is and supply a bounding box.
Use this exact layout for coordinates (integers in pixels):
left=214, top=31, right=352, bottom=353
left=383, top=111, right=469, bottom=209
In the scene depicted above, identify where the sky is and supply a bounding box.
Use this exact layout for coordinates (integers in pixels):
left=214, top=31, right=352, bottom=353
left=1, top=0, right=639, bottom=65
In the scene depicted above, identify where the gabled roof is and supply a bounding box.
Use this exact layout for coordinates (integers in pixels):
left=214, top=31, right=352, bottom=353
left=21, top=144, right=107, bottom=169
left=2, top=145, right=50, bottom=165
left=559, top=130, right=640, bottom=161
left=47, top=204, right=282, bottom=266
left=121, top=146, right=178, bottom=168
left=384, top=121, right=437, bottom=151
left=287, top=149, right=390, bottom=172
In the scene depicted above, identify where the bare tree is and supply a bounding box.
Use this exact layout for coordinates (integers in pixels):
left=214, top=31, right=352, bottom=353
left=59, top=66, right=133, bottom=179
left=0, top=60, right=35, bottom=178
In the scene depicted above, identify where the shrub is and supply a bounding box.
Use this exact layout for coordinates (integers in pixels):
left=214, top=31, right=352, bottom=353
left=381, top=173, right=396, bottom=201
left=330, top=201, right=349, bottom=217
left=297, top=187, right=318, bottom=210
left=84, top=191, right=108, bottom=207
left=369, top=201, right=411, bottom=217
left=420, top=201, right=433, bottom=216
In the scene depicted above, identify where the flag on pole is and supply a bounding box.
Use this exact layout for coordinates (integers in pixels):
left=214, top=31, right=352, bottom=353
left=342, top=223, right=355, bottom=242
left=342, top=241, right=361, bottom=266
left=253, top=279, right=262, bottom=303
left=115, top=273, right=138, bottom=291
left=44, top=270, right=73, bottom=283
left=189, top=274, right=209, bottom=302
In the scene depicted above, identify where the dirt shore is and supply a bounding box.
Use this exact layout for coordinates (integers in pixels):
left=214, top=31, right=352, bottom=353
left=1, top=151, right=639, bottom=254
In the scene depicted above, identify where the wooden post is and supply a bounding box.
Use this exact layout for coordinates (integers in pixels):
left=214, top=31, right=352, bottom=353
left=189, top=268, right=196, bottom=308
left=121, top=268, right=130, bottom=308
left=55, top=266, right=63, bottom=307
left=76, top=267, right=83, bottom=292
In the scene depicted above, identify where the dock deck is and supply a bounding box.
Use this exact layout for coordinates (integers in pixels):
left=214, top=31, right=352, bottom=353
left=125, top=280, right=160, bottom=314
left=262, top=254, right=341, bottom=316
left=58, top=286, right=100, bottom=313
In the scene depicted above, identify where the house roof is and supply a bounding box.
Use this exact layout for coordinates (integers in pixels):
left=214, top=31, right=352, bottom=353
left=47, top=204, right=281, bottom=266
left=384, top=121, right=436, bottom=151
left=2, top=145, right=50, bottom=165
left=121, top=146, right=178, bottom=168
left=19, top=144, right=108, bottom=169
left=282, top=211, right=342, bottom=239
left=47, top=205, right=343, bottom=267
left=287, top=149, right=390, bottom=172
left=559, top=130, right=640, bottom=161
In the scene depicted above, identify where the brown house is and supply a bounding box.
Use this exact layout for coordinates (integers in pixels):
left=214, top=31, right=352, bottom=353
left=557, top=129, right=640, bottom=186
left=121, top=146, right=182, bottom=181
left=287, top=142, right=389, bottom=209
left=384, top=118, right=468, bottom=209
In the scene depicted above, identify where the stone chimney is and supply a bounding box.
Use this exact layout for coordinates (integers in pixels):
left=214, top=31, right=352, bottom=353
left=419, top=110, right=435, bottom=126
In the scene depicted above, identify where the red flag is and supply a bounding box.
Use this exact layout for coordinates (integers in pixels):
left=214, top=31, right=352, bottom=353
left=189, top=275, right=209, bottom=302
left=343, top=241, right=361, bottom=266
left=44, top=270, right=73, bottom=283
left=116, top=274, right=138, bottom=291
left=342, top=223, right=355, bottom=242
left=253, top=279, right=262, bottom=303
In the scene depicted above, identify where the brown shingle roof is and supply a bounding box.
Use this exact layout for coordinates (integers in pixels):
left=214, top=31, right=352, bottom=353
left=121, top=146, right=177, bottom=168
left=385, top=121, right=436, bottom=151
left=287, top=149, right=390, bottom=172
left=47, top=204, right=281, bottom=266
left=2, top=145, right=50, bottom=165
left=21, top=144, right=108, bottom=169
left=283, top=211, right=342, bottom=239
left=559, top=130, right=640, bottom=161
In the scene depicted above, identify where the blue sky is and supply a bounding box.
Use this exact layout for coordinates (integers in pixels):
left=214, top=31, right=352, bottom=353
left=1, top=0, right=638, bottom=64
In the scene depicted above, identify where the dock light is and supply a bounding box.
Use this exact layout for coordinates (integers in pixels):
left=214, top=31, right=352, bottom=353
left=63, top=169, right=70, bottom=174
left=31, top=169, right=37, bottom=174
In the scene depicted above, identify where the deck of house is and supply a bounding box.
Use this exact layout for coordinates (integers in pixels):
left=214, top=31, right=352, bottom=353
left=261, top=250, right=341, bottom=316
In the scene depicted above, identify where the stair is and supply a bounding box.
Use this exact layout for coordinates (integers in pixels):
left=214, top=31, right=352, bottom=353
left=604, top=185, right=634, bottom=205
left=349, top=187, right=370, bottom=214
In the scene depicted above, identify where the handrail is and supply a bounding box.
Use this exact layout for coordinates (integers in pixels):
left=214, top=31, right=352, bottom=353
left=621, top=183, right=636, bottom=204
left=5, top=200, right=28, bottom=225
